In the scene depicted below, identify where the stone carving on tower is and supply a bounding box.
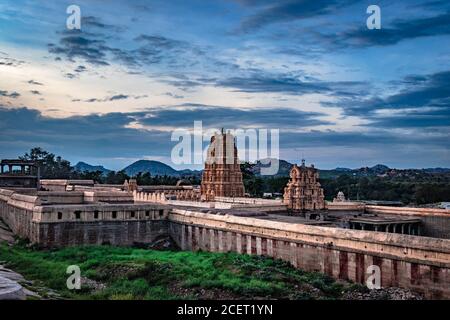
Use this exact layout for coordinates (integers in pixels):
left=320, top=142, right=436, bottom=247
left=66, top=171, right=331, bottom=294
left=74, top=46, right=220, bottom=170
left=283, top=159, right=325, bottom=212
left=200, top=130, right=245, bottom=201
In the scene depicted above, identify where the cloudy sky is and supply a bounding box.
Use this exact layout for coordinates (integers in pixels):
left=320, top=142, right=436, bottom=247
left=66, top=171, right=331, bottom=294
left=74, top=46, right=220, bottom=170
left=0, top=0, right=449, bottom=170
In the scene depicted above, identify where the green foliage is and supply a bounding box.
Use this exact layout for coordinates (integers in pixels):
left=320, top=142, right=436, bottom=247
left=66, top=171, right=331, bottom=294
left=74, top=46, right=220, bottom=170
left=103, top=170, right=130, bottom=184
left=240, top=161, right=450, bottom=205
left=20, top=147, right=72, bottom=179
left=0, top=244, right=360, bottom=300
left=319, top=174, right=450, bottom=204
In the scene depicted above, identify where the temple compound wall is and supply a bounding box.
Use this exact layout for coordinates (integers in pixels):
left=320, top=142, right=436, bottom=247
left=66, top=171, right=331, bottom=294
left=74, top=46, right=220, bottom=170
left=0, top=189, right=169, bottom=247
left=1, top=188, right=449, bottom=299
left=169, top=209, right=450, bottom=299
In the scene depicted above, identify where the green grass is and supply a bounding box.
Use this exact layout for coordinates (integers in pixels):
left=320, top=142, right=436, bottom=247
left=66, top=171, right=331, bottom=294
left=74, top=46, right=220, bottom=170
left=0, top=243, right=363, bottom=300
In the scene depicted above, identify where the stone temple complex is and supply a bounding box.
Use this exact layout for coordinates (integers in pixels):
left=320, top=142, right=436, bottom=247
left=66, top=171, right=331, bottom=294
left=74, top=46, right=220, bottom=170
left=200, top=130, right=245, bottom=201
left=0, top=135, right=450, bottom=299
left=283, top=160, right=325, bottom=212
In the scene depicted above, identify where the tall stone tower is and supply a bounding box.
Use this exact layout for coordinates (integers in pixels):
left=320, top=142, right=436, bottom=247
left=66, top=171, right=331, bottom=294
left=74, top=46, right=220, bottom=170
left=283, top=159, right=325, bottom=212
left=201, top=130, right=245, bottom=201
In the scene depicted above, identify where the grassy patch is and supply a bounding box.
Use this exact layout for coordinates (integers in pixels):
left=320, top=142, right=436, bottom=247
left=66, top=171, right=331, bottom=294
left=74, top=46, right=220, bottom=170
left=0, top=243, right=360, bottom=300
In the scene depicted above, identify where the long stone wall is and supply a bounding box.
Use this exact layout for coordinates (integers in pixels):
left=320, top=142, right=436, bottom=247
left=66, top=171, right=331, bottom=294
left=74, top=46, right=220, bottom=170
left=2, top=188, right=450, bottom=299
left=168, top=209, right=450, bottom=299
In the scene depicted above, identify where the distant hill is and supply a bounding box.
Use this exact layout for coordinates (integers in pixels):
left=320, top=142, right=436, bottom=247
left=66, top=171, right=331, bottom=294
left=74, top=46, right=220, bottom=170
left=423, top=168, right=450, bottom=173
left=249, top=160, right=450, bottom=180
left=251, top=158, right=293, bottom=176
left=178, top=169, right=203, bottom=177
left=74, top=158, right=450, bottom=180
left=73, top=162, right=111, bottom=175
left=123, top=160, right=187, bottom=177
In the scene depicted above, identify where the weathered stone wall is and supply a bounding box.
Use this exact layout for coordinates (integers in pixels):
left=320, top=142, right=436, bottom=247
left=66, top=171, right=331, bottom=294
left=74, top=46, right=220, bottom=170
left=0, top=190, right=37, bottom=240
left=35, top=220, right=168, bottom=247
left=169, top=209, right=450, bottom=299
left=2, top=188, right=449, bottom=299
left=326, top=201, right=365, bottom=211
left=0, top=188, right=170, bottom=247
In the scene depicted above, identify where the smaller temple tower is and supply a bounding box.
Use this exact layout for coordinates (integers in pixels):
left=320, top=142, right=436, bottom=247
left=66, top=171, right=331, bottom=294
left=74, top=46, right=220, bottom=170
left=283, top=159, right=325, bottom=212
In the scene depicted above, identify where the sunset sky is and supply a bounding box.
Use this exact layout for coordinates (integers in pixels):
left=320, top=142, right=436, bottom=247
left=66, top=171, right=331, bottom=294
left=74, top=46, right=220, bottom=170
left=0, top=0, right=449, bottom=170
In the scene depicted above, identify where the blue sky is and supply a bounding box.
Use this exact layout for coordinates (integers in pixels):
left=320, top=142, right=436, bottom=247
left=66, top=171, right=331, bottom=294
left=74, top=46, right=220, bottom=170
left=0, top=0, right=449, bottom=170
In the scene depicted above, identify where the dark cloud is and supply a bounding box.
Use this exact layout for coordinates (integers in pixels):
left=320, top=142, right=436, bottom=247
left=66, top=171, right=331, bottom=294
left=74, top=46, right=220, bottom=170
left=30, top=90, right=41, bottom=95
left=81, top=16, right=125, bottom=32
left=329, top=70, right=450, bottom=129
left=215, top=73, right=367, bottom=96
left=27, top=80, right=44, bottom=86
left=0, top=105, right=447, bottom=168
left=0, top=106, right=171, bottom=160
left=109, top=94, right=129, bottom=101
left=333, top=12, right=450, bottom=48
left=236, top=0, right=358, bottom=33
left=80, top=94, right=146, bottom=103
left=367, top=111, right=450, bottom=128
left=164, top=92, right=185, bottom=99
left=74, top=65, right=87, bottom=73
left=341, top=70, right=450, bottom=115
left=48, top=27, right=204, bottom=70
left=131, top=34, right=206, bottom=68
left=0, top=52, right=25, bottom=67
left=48, top=34, right=111, bottom=66
left=135, top=103, right=330, bottom=129
left=216, top=74, right=329, bottom=94
left=279, top=129, right=449, bottom=149
left=0, top=90, right=20, bottom=98
left=415, top=0, right=450, bottom=9
left=64, top=73, right=77, bottom=79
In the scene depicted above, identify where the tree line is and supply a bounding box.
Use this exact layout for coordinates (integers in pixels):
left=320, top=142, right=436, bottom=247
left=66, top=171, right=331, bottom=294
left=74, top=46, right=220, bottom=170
left=18, top=148, right=450, bottom=205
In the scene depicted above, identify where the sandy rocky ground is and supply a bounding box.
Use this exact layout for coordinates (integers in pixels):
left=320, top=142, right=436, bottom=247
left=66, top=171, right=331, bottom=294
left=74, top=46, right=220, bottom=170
left=0, top=219, right=422, bottom=300
left=0, top=219, right=62, bottom=300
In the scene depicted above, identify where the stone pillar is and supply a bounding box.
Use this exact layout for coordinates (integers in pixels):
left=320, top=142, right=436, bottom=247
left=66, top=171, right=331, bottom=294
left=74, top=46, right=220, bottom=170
left=209, top=229, right=216, bottom=252
left=267, top=239, right=273, bottom=256
left=290, top=243, right=298, bottom=267
left=181, top=225, right=186, bottom=250
left=256, top=237, right=262, bottom=256
left=226, top=232, right=233, bottom=252
left=246, top=235, right=252, bottom=254
left=236, top=233, right=242, bottom=254
left=218, top=230, right=224, bottom=252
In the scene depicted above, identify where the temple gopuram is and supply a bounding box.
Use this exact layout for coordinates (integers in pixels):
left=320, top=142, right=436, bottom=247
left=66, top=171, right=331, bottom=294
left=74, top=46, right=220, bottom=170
left=200, top=130, right=245, bottom=201
left=283, top=159, right=325, bottom=212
